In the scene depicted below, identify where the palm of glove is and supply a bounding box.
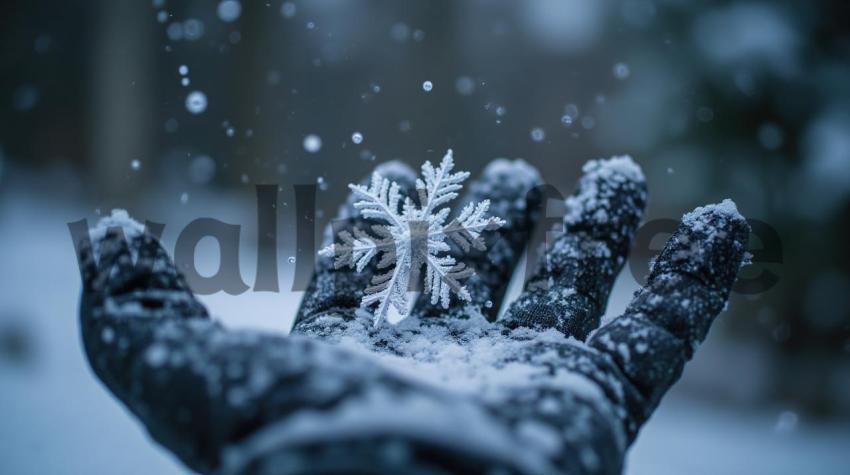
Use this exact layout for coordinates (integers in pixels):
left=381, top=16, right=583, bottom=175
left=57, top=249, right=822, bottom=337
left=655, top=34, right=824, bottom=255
left=77, top=158, right=749, bottom=475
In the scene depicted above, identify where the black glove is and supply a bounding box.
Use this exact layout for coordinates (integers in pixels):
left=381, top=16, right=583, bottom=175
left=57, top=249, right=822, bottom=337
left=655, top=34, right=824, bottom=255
left=77, top=157, right=749, bottom=475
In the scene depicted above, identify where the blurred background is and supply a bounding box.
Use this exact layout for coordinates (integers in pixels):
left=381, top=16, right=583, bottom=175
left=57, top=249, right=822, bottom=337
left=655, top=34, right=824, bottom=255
left=1, top=0, right=849, bottom=473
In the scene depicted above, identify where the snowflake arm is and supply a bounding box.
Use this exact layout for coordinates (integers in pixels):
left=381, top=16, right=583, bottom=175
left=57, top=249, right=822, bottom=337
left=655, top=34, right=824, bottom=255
left=416, top=150, right=470, bottom=218
left=362, top=246, right=410, bottom=326
left=318, top=228, right=379, bottom=272
left=442, top=200, right=506, bottom=252
left=349, top=173, right=405, bottom=228
left=424, top=255, right=473, bottom=308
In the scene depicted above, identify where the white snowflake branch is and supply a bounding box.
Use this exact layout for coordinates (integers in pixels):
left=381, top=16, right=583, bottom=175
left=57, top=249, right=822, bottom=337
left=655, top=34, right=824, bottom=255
left=416, top=150, right=470, bottom=218
left=349, top=173, right=405, bottom=228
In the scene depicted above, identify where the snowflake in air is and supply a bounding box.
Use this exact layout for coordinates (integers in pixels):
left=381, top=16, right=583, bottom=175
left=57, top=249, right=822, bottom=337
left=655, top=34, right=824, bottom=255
left=319, top=150, right=505, bottom=327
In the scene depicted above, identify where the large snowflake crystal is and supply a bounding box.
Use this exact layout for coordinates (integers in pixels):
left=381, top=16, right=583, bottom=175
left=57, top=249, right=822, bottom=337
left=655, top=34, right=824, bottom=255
left=319, top=150, right=506, bottom=327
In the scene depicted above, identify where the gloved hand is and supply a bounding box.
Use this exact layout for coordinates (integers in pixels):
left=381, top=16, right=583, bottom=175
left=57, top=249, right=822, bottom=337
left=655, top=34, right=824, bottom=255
left=77, top=157, right=749, bottom=475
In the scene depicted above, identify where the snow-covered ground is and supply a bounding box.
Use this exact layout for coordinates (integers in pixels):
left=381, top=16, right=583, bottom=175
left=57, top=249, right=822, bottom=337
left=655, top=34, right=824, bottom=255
left=1, top=190, right=848, bottom=474
left=627, top=393, right=850, bottom=475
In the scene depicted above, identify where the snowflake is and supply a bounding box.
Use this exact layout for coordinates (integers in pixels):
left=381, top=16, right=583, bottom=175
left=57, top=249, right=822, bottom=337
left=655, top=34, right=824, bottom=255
left=319, top=150, right=506, bottom=327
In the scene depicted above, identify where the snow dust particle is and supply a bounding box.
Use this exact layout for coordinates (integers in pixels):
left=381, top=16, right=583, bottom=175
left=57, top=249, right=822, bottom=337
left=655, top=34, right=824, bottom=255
left=303, top=134, right=322, bottom=153
left=280, top=2, right=296, bottom=19
left=183, top=19, right=205, bottom=41
left=613, top=62, right=631, bottom=80
left=455, top=76, right=475, bottom=95
left=185, top=90, right=208, bottom=114
left=351, top=132, right=364, bottom=144
left=530, top=127, right=546, bottom=142
left=390, top=22, right=410, bottom=42
left=422, top=80, right=433, bottom=92
left=217, top=0, right=242, bottom=23
left=166, top=23, right=184, bottom=41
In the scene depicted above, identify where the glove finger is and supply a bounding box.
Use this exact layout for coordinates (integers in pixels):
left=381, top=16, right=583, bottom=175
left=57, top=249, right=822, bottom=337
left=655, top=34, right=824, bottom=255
left=292, top=161, right=417, bottom=335
left=409, top=158, right=543, bottom=322
left=501, top=156, right=647, bottom=340
left=586, top=200, right=750, bottom=439
left=75, top=211, right=207, bottom=320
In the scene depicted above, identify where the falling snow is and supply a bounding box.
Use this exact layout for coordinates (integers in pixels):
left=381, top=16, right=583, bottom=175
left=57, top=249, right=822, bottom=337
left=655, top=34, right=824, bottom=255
left=303, top=134, right=322, bottom=153
left=216, top=0, right=241, bottom=23
left=530, top=127, right=546, bottom=142
left=613, top=62, right=630, bottom=80
left=280, top=2, right=296, bottom=19
left=185, top=90, right=207, bottom=114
